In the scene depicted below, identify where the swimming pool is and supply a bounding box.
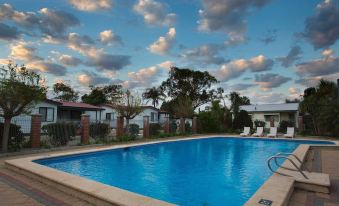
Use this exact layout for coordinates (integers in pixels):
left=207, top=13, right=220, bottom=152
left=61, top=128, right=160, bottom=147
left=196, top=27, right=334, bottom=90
left=35, top=137, right=334, bottom=206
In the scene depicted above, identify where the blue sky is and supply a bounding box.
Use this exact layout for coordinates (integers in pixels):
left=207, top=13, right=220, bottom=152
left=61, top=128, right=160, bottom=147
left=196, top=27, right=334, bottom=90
left=0, top=0, right=338, bottom=104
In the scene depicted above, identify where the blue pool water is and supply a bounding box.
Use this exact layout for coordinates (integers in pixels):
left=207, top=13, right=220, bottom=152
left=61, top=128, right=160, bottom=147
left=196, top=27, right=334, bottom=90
left=35, top=137, right=334, bottom=206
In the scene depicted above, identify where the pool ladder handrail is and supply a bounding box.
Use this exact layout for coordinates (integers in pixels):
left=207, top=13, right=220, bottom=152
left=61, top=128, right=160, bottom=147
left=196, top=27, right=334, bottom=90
left=267, top=153, right=309, bottom=179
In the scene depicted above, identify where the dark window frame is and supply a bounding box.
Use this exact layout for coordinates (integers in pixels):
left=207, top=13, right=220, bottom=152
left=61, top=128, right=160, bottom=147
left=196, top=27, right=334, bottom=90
left=106, top=113, right=112, bottom=120
left=39, top=107, right=55, bottom=122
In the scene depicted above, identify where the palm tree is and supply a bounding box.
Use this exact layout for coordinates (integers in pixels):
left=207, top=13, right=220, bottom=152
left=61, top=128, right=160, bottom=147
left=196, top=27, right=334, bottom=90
left=142, top=87, right=164, bottom=108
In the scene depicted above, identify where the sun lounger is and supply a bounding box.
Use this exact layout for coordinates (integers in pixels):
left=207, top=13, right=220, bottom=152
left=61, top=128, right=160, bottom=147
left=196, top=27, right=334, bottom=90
left=252, top=127, right=264, bottom=137
left=267, top=127, right=277, bottom=138
left=240, top=127, right=250, bottom=136
left=284, top=127, right=295, bottom=138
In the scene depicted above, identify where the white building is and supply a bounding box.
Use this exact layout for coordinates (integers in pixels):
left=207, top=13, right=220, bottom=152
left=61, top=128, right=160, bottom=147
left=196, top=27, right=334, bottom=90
left=100, top=104, right=169, bottom=128
left=239, top=103, right=299, bottom=128
left=1, top=100, right=103, bottom=134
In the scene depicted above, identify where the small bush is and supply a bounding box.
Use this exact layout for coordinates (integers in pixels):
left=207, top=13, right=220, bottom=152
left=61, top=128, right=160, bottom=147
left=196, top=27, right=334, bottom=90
left=150, top=123, right=161, bottom=136
left=118, top=134, right=136, bottom=142
left=127, top=124, right=139, bottom=137
left=42, top=122, right=77, bottom=146
left=90, top=122, right=110, bottom=139
left=0, top=122, right=25, bottom=151
left=254, top=120, right=266, bottom=128
left=232, top=110, right=253, bottom=130
left=278, top=120, right=294, bottom=133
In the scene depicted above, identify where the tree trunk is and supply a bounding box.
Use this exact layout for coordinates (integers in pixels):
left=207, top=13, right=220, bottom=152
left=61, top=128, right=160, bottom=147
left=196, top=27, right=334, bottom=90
left=1, top=117, right=11, bottom=153
left=126, top=118, right=130, bottom=135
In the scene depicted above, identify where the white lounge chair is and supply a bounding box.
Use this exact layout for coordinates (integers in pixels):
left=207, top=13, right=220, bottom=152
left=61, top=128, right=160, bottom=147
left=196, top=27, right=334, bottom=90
left=284, top=127, right=295, bottom=138
left=240, top=127, right=250, bottom=136
left=267, top=127, right=277, bottom=138
left=252, top=127, right=264, bottom=137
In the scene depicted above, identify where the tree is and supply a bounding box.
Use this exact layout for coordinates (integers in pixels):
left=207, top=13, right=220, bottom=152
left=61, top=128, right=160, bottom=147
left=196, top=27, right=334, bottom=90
left=0, top=64, right=46, bottom=152
left=142, top=87, right=164, bottom=108
left=173, top=96, right=194, bottom=118
left=198, top=100, right=229, bottom=133
left=300, top=79, right=338, bottom=136
left=233, top=110, right=253, bottom=130
left=81, top=85, right=123, bottom=105
left=115, top=90, right=143, bottom=135
left=53, top=82, right=79, bottom=102
left=160, top=67, right=218, bottom=109
left=228, top=92, right=250, bottom=115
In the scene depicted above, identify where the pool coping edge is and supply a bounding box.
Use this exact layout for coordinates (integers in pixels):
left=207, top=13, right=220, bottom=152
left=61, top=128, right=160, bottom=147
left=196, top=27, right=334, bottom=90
left=5, top=135, right=338, bottom=206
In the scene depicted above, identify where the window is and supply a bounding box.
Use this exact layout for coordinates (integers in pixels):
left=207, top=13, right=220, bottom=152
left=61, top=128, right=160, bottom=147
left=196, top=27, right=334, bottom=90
left=264, top=115, right=279, bottom=122
left=39, top=107, right=54, bottom=122
left=106, top=113, right=112, bottom=120
left=151, top=112, right=156, bottom=122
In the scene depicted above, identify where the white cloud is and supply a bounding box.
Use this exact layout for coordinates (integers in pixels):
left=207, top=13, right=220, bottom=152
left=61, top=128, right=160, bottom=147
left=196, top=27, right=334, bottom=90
left=133, top=0, right=176, bottom=26
left=254, top=73, right=291, bottom=91
left=198, top=0, right=272, bottom=44
left=180, top=43, right=227, bottom=65
left=59, top=54, right=82, bottom=66
left=26, top=61, right=67, bottom=76
left=9, top=41, right=42, bottom=61
left=148, top=27, right=176, bottom=55
left=77, top=70, right=111, bottom=86
left=157, top=60, right=174, bottom=70
left=322, top=48, right=334, bottom=57
left=99, top=29, right=123, bottom=46
left=68, top=0, right=112, bottom=12
left=215, top=55, right=274, bottom=81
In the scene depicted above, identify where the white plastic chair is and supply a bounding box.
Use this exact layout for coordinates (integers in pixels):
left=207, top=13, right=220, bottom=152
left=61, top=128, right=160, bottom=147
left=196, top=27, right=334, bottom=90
left=240, top=127, right=250, bottom=136
left=267, top=127, right=277, bottom=138
left=284, top=127, right=295, bottom=138
left=252, top=127, right=264, bottom=137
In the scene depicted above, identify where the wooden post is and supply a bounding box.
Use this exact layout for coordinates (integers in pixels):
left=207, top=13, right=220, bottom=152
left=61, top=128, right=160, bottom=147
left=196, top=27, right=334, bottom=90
left=81, top=114, right=90, bottom=144
left=180, top=118, right=185, bottom=133
left=192, top=116, right=197, bottom=134
left=163, top=117, right=170, bottom=133
left=31, top=114, right=42, bottom=148
left=143, top=116, right=150, bottom=138
left=116, top=116, right=124, bottom=138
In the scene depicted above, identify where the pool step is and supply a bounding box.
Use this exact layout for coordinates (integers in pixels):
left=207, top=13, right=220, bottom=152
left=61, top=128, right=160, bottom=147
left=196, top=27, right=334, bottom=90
left=281, top=169, right=330, bottom=194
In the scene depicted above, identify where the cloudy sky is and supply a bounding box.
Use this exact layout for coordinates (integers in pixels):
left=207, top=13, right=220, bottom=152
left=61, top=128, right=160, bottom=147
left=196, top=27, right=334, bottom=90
left=0, top=0, right=338, bottom=104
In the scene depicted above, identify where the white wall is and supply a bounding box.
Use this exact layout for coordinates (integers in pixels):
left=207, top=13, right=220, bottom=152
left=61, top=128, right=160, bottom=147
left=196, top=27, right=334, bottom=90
left=0, top=101, right=58, bottom=134
left=99, top=106, right=169, bottom=129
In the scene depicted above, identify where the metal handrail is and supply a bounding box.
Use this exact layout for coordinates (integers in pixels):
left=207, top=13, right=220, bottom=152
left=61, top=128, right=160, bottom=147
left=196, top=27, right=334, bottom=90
left=267, top=155, right=309, bottom=179
left=273, top=153, right=310, bottom=172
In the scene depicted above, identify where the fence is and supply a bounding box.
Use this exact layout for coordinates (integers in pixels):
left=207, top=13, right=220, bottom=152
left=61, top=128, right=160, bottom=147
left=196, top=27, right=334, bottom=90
left=0, top=114, right=198, bottom=153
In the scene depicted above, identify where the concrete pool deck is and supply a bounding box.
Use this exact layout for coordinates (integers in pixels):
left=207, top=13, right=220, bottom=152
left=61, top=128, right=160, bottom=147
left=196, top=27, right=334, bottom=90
left=1, top=135, right=339, bottom=206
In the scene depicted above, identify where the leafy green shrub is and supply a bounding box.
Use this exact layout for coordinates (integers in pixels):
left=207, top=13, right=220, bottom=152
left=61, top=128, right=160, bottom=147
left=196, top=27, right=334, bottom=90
left=198, top=111, right=220, bottom=133
left=0, top=122, right=25, bottom=151
left=118, top=134, right=136, bottom=142
left=150, top=123, right=161, bottom=136
left=254, top=120, right=266, bottom=128
left=127, top=124, right=139, bottom=137
left=278, top=120, right=294, bottom=133
left=42, top=122, right=77, bottom=146
left=232, top=110, right=253, bottom=130
left=90, top=122, right=110, bottom=139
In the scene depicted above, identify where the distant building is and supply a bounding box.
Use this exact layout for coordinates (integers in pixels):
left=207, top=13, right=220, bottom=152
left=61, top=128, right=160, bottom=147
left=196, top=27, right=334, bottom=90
left=2, top=99, right=169, bottom=133
left=101, top=104, right=169, bottom=128
left=239, top=103, right=299, bottom=128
